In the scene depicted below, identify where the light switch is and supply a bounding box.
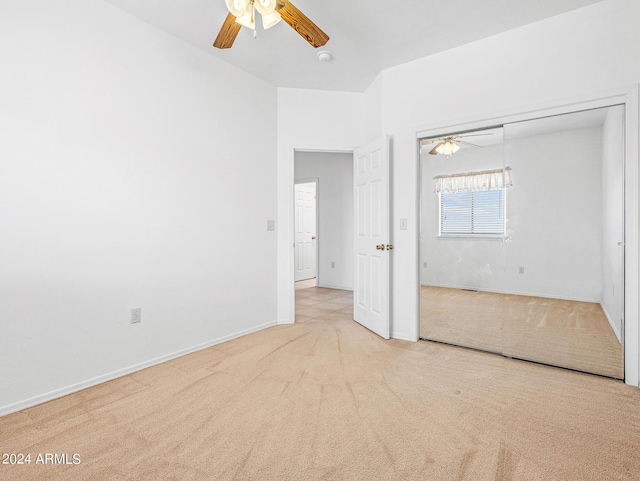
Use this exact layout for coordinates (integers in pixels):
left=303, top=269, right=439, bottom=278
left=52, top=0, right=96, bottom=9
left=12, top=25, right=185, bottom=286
left=267, top=220, right=275, bottom=231
left=400, top=218, right=408, bottom=230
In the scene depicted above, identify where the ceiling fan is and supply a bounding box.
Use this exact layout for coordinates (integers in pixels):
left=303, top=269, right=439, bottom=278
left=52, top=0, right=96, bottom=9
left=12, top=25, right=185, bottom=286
left=214, top=0, right=329, bottom=49
left=421, top=133, right=494, bottom=158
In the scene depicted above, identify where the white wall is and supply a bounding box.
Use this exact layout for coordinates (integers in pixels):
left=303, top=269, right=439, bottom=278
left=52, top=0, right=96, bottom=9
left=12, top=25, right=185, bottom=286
left=0, top=0, right=278, bottom=414
left=295, top=152, right=354, bottom=290
left=374, top=0, right=640, bottom=341
left=421, top=144, right=505, bottom=291
left=503, top=127, right=603, bottom=301
left=277, top=88, right=364, bottom=322
left=422, top=128, right=604, bottom=302
left=601, top=105, right=626, bottom=340
left=364, top=73, right=383, bottom=144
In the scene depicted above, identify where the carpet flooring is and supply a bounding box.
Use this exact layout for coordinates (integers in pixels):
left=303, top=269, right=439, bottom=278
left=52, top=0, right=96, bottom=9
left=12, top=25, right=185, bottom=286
left=420, top=286, right=624, bottom=379
left=1, top=284, right=639, bottom=480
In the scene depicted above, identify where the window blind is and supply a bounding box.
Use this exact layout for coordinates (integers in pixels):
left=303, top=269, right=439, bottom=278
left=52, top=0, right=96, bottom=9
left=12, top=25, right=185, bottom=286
left=440, top=189, right=505, bottom=236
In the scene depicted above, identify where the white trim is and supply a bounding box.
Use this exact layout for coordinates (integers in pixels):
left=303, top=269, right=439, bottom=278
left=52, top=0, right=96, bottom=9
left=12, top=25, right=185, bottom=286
left=0, top=320, right=277, bottom=417
left=410, top=138, right=422, bottom=342
left=624, top=84, right=639, bottom=387
left=436, top=235, right=505, bottom=240
left=415, top=85, right=640, bottom=387
left=602, top=303, right=623, bottom=344
left=421, top=283, right=602, bottom=305
left=317, top=284, right=352, bottom=291
left=389, top=331, right=415, bottom=342
left=416, top=86, right=636, bottom=139
left=293, top=146, right=356, bottom=154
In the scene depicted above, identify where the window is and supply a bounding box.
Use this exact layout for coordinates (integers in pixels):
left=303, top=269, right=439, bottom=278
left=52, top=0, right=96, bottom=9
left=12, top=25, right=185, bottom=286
left=434, top=167, right=511, bottom=238
left=439, top=189, right=505, bottom=237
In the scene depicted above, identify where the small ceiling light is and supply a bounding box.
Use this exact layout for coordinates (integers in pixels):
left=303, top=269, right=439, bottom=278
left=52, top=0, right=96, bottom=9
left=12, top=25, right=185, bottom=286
left=435, top=140, right=460, bottom=157
left=225, top=0, right=248, bottom=17
left=317, top=50, right=333, bottom=62
left=254, top=0, right=281, bottom=29
left=235, top=7, right=255, bottom=30
left=261, top=11, right=282, bottom=29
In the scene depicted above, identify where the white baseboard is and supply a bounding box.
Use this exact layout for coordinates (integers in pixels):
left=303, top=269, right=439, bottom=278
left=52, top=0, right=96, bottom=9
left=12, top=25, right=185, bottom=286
left=0, top=320, right=277, bottom=417
left=421, top=283, right=600, bottom=304
left=420, top=283, right=623, bottom=343
left=317, top=283, right=352, bottom=291
left=601, top=303, right=622, bottom=344
left=390, top=331, right=417, bottom=342
left=277, top=318, right=295, bottom=325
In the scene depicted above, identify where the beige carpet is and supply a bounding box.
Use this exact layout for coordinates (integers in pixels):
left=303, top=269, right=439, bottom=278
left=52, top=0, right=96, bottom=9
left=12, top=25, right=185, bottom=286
left=421, top=286, right=624, bottom=379
left=2, top=287, right=640, bottom=480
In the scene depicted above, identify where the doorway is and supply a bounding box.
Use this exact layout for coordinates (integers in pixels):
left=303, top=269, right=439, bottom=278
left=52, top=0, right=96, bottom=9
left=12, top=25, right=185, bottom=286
left=293, top=150, right=355, bottom=322
left=294, top=151, right=355, bottom=290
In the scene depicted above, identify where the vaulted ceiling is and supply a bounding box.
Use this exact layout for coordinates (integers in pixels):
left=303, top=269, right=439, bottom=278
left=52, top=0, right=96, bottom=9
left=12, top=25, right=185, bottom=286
left=104, top=0, right=604, bottom=92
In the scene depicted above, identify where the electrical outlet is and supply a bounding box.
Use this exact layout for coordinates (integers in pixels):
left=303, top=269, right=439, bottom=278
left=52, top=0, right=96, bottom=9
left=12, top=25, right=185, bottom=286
left=130, top=308, right=141, bottom=324
left=423, top=262, right=428, bottom=268
left=331, top=261, right=336, bottom=268
left=519, top=267, right=525, bottom=274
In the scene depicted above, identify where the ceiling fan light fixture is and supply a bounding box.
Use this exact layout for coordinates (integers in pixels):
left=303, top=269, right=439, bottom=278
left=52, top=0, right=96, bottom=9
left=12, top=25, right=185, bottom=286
left=225, top=0, right=249, bottom=17
left=235, top=4, right=256, bottom=29
left=255, top=0, right=277, bottom=15
left=435, top=140, right=460, bottom=157
left=213, top=0, right=329, bottom=50
left=261, top=11, right=282, bottom=29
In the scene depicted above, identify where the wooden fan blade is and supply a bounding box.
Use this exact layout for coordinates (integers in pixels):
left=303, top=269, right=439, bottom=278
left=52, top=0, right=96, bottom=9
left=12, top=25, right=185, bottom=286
left=456, top=140, right=483, bottom=148
left=276, top=0, right=329, bottom=48
left=213, top=12, right=241, bottom=49
left=429, top=143, right=443, bottom=155
left=456, top=133, right=494, bottom=138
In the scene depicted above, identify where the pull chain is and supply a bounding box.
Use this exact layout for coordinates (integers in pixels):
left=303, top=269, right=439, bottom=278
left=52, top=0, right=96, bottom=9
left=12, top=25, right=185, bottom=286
left=251, top=0, right=257, bottom=39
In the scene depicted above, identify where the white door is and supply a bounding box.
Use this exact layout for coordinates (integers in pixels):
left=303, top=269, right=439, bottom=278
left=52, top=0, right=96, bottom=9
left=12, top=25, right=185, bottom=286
left=294, top=182, right=317, bottom=282
left=353, top=136, right=391, bottom=339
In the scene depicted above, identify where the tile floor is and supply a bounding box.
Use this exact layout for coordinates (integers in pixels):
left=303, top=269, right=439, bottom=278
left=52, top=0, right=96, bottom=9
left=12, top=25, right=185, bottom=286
left=295, top=279, right=354, bottom=323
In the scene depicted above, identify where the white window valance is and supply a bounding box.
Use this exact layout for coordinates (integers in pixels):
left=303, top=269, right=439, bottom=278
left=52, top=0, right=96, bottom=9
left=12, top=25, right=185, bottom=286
left=434, top=167, right=512, bottom=193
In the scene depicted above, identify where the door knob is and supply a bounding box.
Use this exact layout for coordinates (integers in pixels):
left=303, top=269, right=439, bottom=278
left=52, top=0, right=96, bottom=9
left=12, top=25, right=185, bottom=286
left=312, top=236, right=316, bottom=240
left=376, top=244, right=385, bottom=250
left=386, top=244, right=394, bottom=250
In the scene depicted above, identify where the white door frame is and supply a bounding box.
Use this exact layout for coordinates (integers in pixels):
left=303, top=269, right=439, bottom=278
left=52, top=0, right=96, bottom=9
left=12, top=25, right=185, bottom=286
left=284, top=146, right=357, bottom=325
left=415, top=84, right=640, bottom=387
left=294, top=178, right=319, bottom=284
